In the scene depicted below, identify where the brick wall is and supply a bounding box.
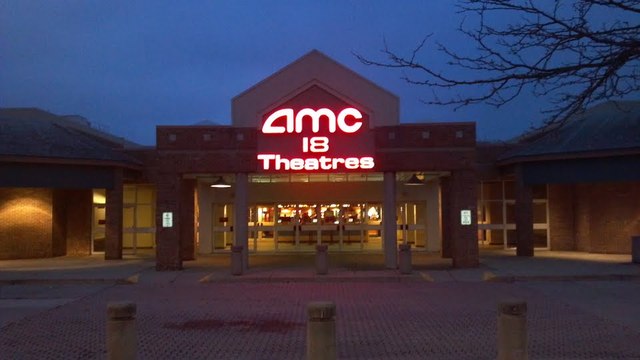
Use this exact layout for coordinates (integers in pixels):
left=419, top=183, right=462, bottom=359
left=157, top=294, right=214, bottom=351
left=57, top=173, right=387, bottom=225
left=549, top=181, right=640, bottom=253
left=0, top=187, right=94, bottom=259
left=548, top=184, right=575, bottom=250
left=0, top=188, right=53, bottom=259
left=155, top=174, right=183, bottom=270
left=448, top=169, right=479, bottom=267
left=52, top=189, right=68, bottom=256
left=583, top=182, right=639, bottom=253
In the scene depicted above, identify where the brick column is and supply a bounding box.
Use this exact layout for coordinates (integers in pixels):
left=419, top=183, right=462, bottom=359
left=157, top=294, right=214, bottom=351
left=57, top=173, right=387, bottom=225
left=383, top=171, right=397, bottom=269
left=180, top=179, right=196, bottom=261
left=440, top=176, right=452, bottom=258
left=234, top=173, right=249, bottom=270
left=515, top=166, right=534, bottom=257
left=155, top=173, right=182, bottom=270
left=105, top=169, right=123, bottom=260
left=65, top=189, right=93, bottom=256
left=449, top=170, right=479, bottom=268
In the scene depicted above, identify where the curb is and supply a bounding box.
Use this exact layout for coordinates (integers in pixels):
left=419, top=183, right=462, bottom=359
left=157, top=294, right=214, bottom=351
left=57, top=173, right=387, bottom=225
left=0, top=277, right=139, bottom=286
left=486, top=274, right=640, bottom=283
left=199, top=276, right=425, bottom=283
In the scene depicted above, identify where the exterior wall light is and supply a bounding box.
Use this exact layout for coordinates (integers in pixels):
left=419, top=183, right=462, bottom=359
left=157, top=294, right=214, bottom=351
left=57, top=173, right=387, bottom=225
left=210, top=176, right=231, bottom=188
left=405, top=173, right=424, bottom=186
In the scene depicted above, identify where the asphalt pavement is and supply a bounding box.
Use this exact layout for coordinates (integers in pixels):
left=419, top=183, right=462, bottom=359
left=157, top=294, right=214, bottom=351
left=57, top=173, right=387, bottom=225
left=1, top=249, right=639, bottom=359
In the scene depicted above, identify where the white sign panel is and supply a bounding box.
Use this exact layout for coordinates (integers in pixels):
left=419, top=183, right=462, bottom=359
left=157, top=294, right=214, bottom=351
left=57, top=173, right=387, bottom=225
left=162, top=212, right=173, bottom=228
left=460, top=210, right=472, bottom=226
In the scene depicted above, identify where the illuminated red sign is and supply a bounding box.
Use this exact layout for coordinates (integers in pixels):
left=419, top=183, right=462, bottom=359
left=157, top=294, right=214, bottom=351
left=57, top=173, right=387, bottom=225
left=257, top=86, right=375, bottom=172
left=262, top=108, right=363, bottom=134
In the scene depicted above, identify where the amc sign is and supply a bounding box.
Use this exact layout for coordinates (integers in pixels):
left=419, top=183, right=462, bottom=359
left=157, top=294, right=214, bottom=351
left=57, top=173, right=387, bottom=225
left=257, top=106, right=375, bottom=172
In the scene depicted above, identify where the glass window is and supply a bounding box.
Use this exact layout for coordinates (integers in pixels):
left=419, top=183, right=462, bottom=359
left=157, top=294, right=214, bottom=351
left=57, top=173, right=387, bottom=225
left=533, top=202, right=547, bottom=224
left=123, top=206, right=135, bottom=228
left=482, top=201, right=504, bottom=224
left=532, top=184, right=547, bottom=199
left=291, top=174, right=309, bottom=183
left=506, top=229, right=517, bottom=248
left=486, top=229, right=504, bottom=245
left=309, top=174, right=328, bottom=182
left=534, top=229, right=548, bottom=248
left=271, top=174, right=290, bottom=183
left=249, top=175, right=271, bottom=183
left=348, top=173, right=368, bottom=182
left=482, top=181, right=503, bottom=200
left=328, top=174, right=347, bottom=182
left=505, top=203, right=515, bottom=224
left=504, top=181, right=515, bottom=199
left=136, top=205, right=154, bottom=228
left=136, top=186, right=154, bottom=204
left=123, top=186, right=136, bottom=204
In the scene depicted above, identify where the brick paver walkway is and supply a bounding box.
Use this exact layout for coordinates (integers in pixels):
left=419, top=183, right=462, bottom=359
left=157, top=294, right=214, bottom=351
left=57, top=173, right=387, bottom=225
left=2, top=279, right=639, bottom=359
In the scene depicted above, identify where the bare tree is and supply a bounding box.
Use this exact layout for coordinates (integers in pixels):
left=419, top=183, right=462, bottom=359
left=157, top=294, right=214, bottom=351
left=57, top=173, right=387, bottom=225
left=356, top=0, right=640, bottom=125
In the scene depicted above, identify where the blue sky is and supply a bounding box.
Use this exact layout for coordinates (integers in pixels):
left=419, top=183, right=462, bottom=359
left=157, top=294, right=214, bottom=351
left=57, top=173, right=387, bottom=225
left=1, top=1, right=558, bottom=145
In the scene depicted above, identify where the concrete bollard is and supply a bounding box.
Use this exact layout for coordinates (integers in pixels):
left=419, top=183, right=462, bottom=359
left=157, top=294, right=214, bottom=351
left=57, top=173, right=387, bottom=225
left=307, top=301, right=336, bottom=360
left=398, top=244, right=412, bottom=274
left=231, top=245, right=244, bottom=276
left=316, top=244, right=328, bottom=275
left=107, top=301, right=137, bottom=360
left=632, top=236, right=640, bottom=264
left=497, top=299, right=527, bottom=360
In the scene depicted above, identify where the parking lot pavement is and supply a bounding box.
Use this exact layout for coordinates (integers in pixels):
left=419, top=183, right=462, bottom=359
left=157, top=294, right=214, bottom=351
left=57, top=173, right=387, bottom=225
left=1, top=251, right=639, bottom=358
left=522, top=280, right=640, bottom=333
left=2, top=279, right=640, bottom=359
left=0, top=284, right=113, bottom=328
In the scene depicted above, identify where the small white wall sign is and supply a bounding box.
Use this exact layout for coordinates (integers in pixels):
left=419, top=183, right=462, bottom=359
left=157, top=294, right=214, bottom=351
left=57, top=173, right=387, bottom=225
left=162, top=212, right=173, bottom=228
left=460, top=210, right=472, bottom=225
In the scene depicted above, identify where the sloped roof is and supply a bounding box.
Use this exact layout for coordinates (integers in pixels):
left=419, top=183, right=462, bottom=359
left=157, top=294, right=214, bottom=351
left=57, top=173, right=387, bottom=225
left=232, top=49, right=399, bottom=128
left=0, top=108, right=141, bottom=166
left=499, top=101, right=640, bottom=163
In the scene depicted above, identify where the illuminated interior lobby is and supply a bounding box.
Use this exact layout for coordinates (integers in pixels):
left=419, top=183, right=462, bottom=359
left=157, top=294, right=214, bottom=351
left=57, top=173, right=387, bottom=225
left=1, top=50, right=638, bottom=271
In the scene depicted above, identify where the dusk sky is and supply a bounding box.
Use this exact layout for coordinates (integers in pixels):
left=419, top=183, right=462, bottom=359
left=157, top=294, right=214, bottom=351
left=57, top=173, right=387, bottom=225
left=1, top=1, right=576, bottom=145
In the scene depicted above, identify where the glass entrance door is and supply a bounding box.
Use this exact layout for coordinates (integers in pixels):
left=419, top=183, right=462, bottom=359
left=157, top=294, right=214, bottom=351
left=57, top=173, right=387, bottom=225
left=249, top=205, right=276, bottom=252
left=248, top=202, right=383, bottom=252
left=275, top=204, right=298, bottom=251
left=212, top=203, right=233, bottom=251
left=299, top=204, right=320, bottom=250
left=318, top=204, right=340, bottom=250
left=397, top=202, right=427, bottom=249
left=92, top=203, right=106, bottom=253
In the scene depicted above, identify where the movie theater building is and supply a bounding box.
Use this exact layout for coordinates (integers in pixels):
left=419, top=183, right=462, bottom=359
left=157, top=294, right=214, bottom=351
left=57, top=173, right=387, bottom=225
left=2, top=50, right=638, bottom=270
left=152, top=50, right=478, bottom=270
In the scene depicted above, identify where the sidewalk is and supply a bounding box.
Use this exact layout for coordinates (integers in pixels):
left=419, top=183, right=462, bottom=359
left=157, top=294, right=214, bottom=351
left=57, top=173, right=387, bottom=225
left=0, top=249, right=638, bottom=284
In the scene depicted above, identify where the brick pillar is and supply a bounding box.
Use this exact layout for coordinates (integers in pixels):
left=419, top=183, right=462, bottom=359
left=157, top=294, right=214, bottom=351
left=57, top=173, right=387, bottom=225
left=383, top=171, right=397, bottom=269
left=440, top=176, right=452, bottom=258
left=65, top=189, right=93, bottom=256
left=156, top=173, right=182, bottom=270
left=180, top=179, right=196, bottom=261
left=105, top=169, right=123, bottom=260
left=234, top=173, right=249, bottom=270
left=449, top=170, right=479, bottom=268
left=515, top=166, right=534, bottom=257
left=52, top=189, right=68, bottom=257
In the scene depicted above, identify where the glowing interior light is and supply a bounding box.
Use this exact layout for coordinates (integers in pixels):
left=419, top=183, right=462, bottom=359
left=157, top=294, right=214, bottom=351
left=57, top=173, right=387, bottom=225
left=368, top=206, right=379, bottom=219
